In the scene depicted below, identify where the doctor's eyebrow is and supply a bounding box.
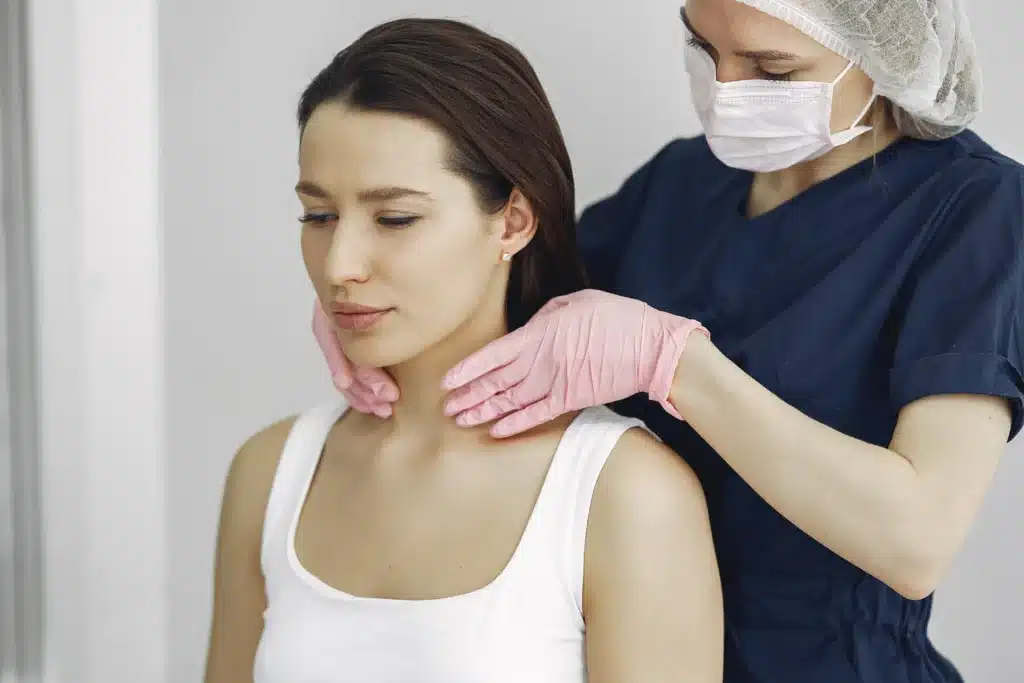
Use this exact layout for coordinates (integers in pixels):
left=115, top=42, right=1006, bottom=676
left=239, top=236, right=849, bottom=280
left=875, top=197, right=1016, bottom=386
left=679, top=7, right=800, bottom=61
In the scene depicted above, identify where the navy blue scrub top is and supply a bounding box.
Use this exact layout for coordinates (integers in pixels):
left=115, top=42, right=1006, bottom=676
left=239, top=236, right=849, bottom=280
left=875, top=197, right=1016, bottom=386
left=578, top=131, right=1024, bottom=683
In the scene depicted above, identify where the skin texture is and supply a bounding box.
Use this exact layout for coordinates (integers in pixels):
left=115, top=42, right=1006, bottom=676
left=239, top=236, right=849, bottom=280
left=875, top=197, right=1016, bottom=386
left=204, top=104, right=723, bottom=682
left=298, top=103, right=524, bottom=374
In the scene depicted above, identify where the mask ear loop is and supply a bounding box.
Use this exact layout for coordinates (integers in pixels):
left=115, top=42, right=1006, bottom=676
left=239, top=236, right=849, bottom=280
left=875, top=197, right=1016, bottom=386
left=829, top=60, right=878, bottom=136
left=849, top=91, right=879, bottom=130
left=830, top=60, right=857, bottom=86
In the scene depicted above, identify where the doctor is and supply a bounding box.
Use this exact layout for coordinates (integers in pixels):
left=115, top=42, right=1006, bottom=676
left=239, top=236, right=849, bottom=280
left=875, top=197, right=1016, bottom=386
left=313, top=1, right=1023, bottom=681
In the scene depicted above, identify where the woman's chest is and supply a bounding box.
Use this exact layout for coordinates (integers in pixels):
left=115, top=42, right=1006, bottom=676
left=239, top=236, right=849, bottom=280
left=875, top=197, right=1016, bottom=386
left=254, top=587, right=585, bottom=683
left=297, top=437, right=554, bottom=601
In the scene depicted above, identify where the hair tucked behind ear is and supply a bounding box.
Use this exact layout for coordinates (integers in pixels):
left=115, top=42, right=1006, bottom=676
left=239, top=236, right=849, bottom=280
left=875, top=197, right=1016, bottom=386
left=298, top=17, right=588, bottom=330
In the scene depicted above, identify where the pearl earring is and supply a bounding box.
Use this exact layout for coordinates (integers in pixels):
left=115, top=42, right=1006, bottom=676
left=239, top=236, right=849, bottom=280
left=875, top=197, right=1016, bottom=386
left=501, top=251, right=512, bottom=262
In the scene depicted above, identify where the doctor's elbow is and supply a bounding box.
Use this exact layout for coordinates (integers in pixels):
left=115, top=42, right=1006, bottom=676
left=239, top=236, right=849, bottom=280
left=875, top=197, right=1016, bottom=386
left=881, top=524, right=952, bottom=601
left=887, top=568, right=941, bottom=602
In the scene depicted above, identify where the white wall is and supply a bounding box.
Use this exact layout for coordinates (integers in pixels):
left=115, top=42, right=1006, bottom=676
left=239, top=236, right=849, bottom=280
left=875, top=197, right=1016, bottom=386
left=26, top=0, right=1024, bottom=681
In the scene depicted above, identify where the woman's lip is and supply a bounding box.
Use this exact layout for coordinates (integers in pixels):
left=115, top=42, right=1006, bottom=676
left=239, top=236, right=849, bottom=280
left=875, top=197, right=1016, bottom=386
left=332, top=309, right=391, bottom=331
left=332, top=302, right=388, bottom=314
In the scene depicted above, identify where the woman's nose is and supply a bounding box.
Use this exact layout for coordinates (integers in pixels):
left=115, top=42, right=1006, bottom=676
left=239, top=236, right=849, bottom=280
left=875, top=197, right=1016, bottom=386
left=325, top=223, right=373, bottom=286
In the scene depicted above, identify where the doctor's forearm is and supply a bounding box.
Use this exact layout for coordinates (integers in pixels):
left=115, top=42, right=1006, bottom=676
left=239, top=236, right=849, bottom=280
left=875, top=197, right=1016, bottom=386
left=669, top=333, right=937, bottom=599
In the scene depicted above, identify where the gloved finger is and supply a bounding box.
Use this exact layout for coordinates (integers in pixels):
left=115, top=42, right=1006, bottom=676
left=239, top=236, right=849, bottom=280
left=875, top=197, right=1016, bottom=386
left=454, top=378, right=547, bottom=427
left=441, top=327, right=527, bottom=391
left=344, top=389, right=375, bottom=415
left=345, top=383, right=393, bottom=418
left=312, top=300, right=354, bottom=390
left=490, top=397, right=559, bottom=438
left=354, top=365, right=400, bottom=402
left=655, top=396, right=683, bottom=421
left=371, top=403, right=393, bottom=419
left=443, top=359, right=528, bottom=416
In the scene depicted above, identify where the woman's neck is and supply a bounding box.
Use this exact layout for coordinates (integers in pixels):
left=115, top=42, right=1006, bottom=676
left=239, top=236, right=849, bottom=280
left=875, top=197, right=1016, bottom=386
left=384, top=298, right=508, bottom=443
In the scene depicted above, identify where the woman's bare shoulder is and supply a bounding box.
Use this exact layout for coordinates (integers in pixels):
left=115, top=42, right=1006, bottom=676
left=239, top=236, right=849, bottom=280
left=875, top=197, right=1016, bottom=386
left=582, top=425, right=723, bottom=681
left=220, top=415, right=299, bottom=531
left=588, top=424, right=711, bottom=555
left=605, top=427, right=704, bottom=502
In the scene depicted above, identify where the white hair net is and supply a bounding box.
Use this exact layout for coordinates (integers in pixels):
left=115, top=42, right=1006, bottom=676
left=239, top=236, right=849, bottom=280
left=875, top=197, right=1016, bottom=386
left=736, top=0, right=981, bottom=140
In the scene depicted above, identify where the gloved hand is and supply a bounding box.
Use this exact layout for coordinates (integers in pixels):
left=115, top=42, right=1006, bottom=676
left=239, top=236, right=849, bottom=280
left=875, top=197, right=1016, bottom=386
left=312, top=300, right=399, bottom=418
left=441, top=289, right=709, bottom=437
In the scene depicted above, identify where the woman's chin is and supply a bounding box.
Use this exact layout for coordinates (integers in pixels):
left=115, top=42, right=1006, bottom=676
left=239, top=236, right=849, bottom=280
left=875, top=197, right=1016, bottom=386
left=342, top=338, right=418, bottom=371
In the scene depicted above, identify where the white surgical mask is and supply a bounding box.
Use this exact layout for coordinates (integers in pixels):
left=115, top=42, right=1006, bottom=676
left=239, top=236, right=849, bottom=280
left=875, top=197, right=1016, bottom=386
left=684, top=44, right=877, bottom=173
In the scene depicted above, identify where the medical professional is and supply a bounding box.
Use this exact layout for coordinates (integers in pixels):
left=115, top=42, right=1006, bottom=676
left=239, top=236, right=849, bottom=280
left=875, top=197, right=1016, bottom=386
left=313, top=0, right=1023, bottom=681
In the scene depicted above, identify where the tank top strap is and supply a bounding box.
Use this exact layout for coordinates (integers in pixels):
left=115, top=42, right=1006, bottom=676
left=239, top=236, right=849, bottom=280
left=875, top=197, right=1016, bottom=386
left=532, top=405, right=655, bottom=618
left=260, top=396, right=348, bottom=575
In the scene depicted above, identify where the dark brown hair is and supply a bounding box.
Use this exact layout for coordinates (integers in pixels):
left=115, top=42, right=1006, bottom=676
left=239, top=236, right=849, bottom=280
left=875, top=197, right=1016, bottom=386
left=298, top=17, right=587, bottom=330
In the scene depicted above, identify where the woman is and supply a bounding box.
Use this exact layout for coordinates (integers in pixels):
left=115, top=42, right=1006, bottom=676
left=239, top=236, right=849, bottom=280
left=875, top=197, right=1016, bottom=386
left=205, top=17, right=723, bottom=683
left=314, top=1, right=1024, bottom=682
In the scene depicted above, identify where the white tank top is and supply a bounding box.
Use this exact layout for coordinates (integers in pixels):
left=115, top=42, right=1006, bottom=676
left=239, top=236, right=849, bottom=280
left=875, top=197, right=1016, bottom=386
left=253, top=397, right=649, bottom=683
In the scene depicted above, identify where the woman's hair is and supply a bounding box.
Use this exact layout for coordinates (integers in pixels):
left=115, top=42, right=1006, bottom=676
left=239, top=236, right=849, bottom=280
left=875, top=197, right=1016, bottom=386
left=298, top=18, right=588, bottom=330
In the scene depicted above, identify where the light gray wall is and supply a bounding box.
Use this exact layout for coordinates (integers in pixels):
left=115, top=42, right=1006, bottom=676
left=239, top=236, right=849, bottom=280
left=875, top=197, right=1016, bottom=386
left=22, top=0, right=1024, bottom=681
left=26, top=0, right=167, bottom=681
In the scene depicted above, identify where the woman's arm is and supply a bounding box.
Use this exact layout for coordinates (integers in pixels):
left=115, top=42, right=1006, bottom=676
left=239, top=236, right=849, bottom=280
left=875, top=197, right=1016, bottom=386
left=584, top=428, right=724, bottom=683
left=204, top=418, right=293, bottom=683
left=671, top=332, right=1009, bottom=600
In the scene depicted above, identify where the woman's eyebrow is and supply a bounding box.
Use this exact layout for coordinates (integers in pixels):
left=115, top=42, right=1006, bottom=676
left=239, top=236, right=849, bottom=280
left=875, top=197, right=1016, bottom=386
left=294, top=182, right=433, bottom=203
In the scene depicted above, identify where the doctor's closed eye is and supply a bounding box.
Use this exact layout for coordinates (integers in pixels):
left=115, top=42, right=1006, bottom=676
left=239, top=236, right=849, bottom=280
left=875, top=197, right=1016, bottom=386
left=681, top=8, right=796, bottom=81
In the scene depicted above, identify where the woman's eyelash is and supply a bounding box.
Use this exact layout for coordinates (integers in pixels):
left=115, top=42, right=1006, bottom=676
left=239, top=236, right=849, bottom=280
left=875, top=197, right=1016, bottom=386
left=297, top=213, right=420, bottom=228
left=377, top=215, right=419, bottom=228
left=299, top=213, right=336, bottom=225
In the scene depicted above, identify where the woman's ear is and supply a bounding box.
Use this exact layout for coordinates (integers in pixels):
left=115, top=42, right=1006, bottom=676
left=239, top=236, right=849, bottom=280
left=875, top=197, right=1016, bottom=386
left=498, top=189, right=538, bottom=258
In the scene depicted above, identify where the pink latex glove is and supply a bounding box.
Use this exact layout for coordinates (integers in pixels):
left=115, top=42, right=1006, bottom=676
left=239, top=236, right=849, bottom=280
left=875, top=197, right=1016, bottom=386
left=312, top=300, right=399, bottom=418
left=441, top=289, right=709, bottom=437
